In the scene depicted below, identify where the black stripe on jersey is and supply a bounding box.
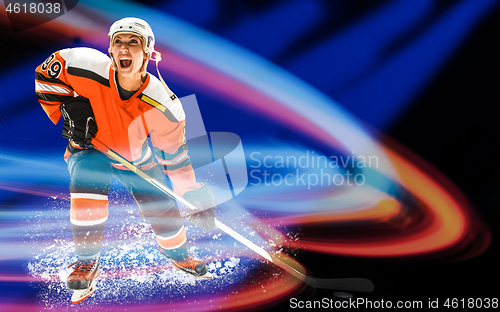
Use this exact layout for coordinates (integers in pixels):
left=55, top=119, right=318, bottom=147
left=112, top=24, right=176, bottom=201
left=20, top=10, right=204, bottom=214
left=68, top=67, right=110, bottom=87
left=154, top=145, right=188, bottom=161
left=139, top=93, right=179, bottom=122
left=36, top=92, right=74, bottom=103
left=158, top=158, right=191, bottom=171
left=35, top=72, right=71, bottom=88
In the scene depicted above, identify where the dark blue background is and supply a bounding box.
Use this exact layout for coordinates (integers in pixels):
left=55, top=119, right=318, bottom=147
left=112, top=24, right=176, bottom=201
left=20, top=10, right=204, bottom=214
left=1, top=0, right=499, bottom=310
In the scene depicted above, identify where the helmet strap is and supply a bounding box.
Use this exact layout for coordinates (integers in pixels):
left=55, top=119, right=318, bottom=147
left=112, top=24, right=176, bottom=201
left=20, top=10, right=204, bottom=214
left=152, top=51, right=176, bottom=99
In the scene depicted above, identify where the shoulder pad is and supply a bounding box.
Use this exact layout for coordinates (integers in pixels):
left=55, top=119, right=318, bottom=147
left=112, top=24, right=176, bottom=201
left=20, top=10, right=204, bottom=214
left=59, top=48, right=110, bottom=81
left=140, top=74, right=185, bottom=122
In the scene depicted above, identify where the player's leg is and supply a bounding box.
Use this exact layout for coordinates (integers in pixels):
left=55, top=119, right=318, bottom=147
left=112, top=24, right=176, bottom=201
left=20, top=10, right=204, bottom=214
left=115, top=166, right=211, bottom=278
left=66, top=149, right=112, bottom=294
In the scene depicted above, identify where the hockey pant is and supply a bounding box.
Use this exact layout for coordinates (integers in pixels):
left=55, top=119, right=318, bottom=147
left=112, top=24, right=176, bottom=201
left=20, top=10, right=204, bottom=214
left=67, top=149, right=188, bottom=260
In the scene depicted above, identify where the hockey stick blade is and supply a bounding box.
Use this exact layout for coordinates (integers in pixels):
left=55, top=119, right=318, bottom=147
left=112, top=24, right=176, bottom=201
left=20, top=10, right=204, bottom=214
left=215, top=221, right=373, bottom=291
left=304, top=276, right=374, bottom=292
left=271, top=253, right=374, bottom=292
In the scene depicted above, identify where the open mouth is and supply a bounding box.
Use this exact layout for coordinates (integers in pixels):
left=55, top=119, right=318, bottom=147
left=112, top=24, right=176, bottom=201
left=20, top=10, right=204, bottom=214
left=119, top=58, right=132, bottom=69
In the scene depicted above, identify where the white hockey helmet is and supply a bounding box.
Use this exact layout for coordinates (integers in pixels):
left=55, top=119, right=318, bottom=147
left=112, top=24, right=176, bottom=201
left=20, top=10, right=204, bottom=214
left=108, top=17, right=155, bottom=54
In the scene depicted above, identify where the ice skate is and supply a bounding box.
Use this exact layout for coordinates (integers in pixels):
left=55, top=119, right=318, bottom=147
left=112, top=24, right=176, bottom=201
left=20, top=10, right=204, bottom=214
left=66, top=256, right=101, bottom=304
left=71, top=278, right=97, bottom=304
left=158, top=246, right=212, bottom=278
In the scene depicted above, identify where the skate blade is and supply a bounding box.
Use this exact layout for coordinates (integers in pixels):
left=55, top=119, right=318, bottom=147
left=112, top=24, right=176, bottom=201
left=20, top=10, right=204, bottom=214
left=199, top=271, right=212, bottom=279
left=71, top=279, right=97, bottom=304
left=175, top=268, right=213, bottom=279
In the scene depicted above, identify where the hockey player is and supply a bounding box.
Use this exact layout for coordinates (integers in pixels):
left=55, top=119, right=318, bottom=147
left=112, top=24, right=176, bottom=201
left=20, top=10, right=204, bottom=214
left=35, top=17, right=217, bottom=304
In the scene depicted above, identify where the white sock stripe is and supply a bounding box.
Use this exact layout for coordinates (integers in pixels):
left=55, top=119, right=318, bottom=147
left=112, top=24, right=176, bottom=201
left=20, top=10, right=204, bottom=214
left=70, top=193, right=108, bottom=200
left=156, top=226, right=185, bottom=241
left=70, top=216, right=108, bottom=226
left=159, top=237, right=187, bottom=250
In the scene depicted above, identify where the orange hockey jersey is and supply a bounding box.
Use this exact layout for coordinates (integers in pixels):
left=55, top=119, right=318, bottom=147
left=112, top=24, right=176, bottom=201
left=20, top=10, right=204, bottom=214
left=35, top=47, right=199, bottom=196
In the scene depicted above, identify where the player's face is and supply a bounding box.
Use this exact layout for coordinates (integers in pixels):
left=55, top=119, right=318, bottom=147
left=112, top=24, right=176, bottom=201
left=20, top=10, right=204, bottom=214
left=111, top=34, right=146, bottom=79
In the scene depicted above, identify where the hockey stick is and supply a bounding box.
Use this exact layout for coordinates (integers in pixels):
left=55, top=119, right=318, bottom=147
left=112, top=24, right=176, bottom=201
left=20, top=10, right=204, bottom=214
left=91, top=139, right=272, bottom=262
left=91, top=139, right=374, bottom=292
left=270, top=252, right=374, bottom=292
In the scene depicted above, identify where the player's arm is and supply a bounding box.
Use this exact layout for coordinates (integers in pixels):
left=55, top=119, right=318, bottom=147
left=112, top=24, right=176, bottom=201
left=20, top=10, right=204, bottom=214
left=151, top=112, right=216, bottom=231
left=35, top=50, right=98, bottom=149
left=35, top=50, right=75, bottom=124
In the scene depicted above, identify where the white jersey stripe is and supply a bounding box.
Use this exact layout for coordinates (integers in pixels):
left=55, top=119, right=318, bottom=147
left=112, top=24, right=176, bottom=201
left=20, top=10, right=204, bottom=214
left=134, top=146, right=153, bottom=166
left=35, top=81, right=73, bottom=94
left=156, top=151, right=189, bottom=166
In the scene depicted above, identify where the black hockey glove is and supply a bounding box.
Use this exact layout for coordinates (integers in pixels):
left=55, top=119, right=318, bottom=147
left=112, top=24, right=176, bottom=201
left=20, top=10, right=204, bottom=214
left=60, top=96, right=98, bottom=149
left=184, top=184, right=217, bottom=231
